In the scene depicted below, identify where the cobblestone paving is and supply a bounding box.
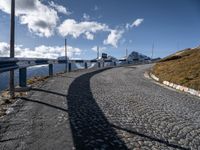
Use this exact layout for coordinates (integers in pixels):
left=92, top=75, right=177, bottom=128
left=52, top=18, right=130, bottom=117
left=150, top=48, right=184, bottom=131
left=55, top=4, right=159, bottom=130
left=89, top=65, right=200, bottom=150
left=1, top=65, right=200, bottom=150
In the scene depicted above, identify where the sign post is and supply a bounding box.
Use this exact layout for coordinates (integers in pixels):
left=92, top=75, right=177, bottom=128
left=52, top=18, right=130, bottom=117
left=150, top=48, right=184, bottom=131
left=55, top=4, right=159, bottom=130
left=102, top=53, right=107, bottom=68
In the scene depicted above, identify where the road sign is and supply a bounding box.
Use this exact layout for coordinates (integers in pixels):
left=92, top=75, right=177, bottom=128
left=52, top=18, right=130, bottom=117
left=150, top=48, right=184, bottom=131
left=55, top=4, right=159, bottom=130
left=102, top=53, right=107, bottom=59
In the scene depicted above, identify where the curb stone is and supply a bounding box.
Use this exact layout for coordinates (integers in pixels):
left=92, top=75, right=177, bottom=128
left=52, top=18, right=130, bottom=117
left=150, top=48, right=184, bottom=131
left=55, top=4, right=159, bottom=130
left=149, top=73, right=200, bottom=98
left=149, top=73, right=159, bottom=81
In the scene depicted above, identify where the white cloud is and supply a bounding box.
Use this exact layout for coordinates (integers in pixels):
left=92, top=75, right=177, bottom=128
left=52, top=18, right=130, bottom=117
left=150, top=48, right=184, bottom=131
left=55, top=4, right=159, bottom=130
left=103, top=30, right=124, bottom=48
left=49, top=1, right=71, bottom=15
left=0, top=1, right=143, bottom=48
left=0, top=0, right=61, bottom=37
left=58, top=19, right=109, bottom=40
left=125, top=24, right=131, bottom=30
left=85, top=32, right=94, bottom=40
left=126, top=18, right=144, bottom=29
left=58, top=19, right=125, bottom=47
left=83, top=13, right=90, bottom=21
left=132, top=18, right=144, bottom=27
left=91, top=46, right=107, bottom=52
left=0, top=42, right=10, bottom=56
left=0, top=41, right=82, bottom=59
left=0, top=0, right=36, bottom=15
left=19, top=5, right=58, bottom=37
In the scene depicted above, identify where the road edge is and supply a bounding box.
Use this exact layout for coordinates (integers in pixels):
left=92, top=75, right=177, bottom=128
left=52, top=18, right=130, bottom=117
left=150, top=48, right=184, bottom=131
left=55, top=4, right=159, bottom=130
left=145, top=71, right=200, bottom=98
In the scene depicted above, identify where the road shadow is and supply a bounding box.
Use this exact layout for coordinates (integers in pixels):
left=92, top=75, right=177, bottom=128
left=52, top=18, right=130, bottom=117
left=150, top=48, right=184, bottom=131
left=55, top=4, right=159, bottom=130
left=67, top=67, right=189, bottom=150
left=67, top=68, right=128, bottom=149
left=16, top=67, right=188, bottom=149
left=111, top=124, right=189, bottom=150
left=31, top=88, right=67, bottom=97
left=19, top=97, right=68, bottom=112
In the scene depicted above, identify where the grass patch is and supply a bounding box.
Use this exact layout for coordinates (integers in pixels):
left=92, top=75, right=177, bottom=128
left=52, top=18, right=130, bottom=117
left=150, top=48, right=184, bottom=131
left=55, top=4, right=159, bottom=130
left=152, top=47, right=200, bottom=91
left=27, top=76, right=50, bottom=85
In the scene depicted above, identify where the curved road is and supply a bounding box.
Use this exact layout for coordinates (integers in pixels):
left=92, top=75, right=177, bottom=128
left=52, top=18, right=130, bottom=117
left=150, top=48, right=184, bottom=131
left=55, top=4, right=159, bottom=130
left=1, top=64, right=200, bottom=149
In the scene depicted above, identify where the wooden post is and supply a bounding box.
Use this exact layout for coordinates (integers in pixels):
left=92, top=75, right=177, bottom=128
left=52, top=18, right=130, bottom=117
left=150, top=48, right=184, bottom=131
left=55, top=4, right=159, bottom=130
left=19, top=68, right=27, bottom=87
left=9, top=0, right=15, bottom=98
left=49, top=64, right=53, bottom=76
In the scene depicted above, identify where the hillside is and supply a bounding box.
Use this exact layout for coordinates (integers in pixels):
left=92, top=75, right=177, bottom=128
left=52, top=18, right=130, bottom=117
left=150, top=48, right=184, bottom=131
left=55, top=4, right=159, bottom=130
left=152, top=47, right=200, bottom=91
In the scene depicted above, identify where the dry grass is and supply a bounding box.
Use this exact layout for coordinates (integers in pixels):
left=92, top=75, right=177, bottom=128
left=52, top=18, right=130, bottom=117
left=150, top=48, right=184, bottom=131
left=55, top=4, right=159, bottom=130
left=0, top=75, right=52, bottom=117
left=27, top=76, right=50, bottom=85
left=0, top=91, right=27, bottom=117
left=152, top=47, right=200, bottom=91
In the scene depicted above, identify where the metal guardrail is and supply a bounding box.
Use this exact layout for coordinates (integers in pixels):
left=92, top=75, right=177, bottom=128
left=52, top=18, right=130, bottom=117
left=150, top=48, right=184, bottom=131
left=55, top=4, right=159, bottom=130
left=0, top=58, right=115, bottom=73
left=0, top=58, right=18, bottom=72
left=0, top=57, right=117, bottom=96
left=0, top=0, right=118, bottom=97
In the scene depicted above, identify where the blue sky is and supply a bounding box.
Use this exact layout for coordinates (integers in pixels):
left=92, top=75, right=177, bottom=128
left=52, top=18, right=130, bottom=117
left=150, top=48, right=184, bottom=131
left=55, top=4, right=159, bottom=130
left=0, top=0, right=200, bottom=59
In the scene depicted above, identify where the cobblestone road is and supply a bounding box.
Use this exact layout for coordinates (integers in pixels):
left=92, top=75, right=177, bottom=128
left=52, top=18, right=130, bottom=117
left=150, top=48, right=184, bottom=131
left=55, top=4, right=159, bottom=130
left=1, top=65, right=200, bottom=150
left=90, top=65, right=200, bottom=150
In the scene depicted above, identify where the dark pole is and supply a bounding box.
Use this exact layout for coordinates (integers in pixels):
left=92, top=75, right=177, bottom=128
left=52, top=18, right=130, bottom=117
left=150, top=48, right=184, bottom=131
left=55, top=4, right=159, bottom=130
left=10, top=0, right=15, bottom=98
left=65, top=38, right=67, bottom=72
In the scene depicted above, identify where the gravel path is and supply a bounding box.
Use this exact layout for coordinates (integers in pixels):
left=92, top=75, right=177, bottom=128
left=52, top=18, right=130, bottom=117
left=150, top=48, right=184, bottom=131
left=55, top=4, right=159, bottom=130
left=1, top=64, right=200, bottom=150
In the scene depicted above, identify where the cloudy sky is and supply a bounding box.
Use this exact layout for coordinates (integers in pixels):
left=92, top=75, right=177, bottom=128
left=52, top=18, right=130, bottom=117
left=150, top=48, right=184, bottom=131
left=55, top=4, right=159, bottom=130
left=0, top=0, right=200, bottom=59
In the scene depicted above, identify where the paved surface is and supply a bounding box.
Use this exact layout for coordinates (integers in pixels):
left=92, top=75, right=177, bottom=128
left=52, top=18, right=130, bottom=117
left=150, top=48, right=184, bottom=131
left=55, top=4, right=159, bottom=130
left=1, top=64, right=200, bottom=150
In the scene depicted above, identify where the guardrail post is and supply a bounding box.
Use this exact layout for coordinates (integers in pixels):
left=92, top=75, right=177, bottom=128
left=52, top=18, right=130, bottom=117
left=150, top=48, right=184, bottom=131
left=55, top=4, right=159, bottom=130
left=19, top=68, right=27, bottom=87
left=65, top=60, right=69, bottom=73
left=84, top=62, right=88, bottom=69
left=68, top=63, right=71, bottom=72
left=65, top=61, right=68, bottom=73
left=114, top=62, right=116, bottom=67
left=98, top=62, right=101, bottom=68
left=49, top=64, right=53, bottom=76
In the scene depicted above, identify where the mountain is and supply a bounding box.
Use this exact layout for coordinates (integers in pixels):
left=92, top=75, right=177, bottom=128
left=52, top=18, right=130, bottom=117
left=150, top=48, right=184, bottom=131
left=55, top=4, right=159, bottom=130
left=127, top=51, right=151, bottom=62
left=57, top=56, right=69, bottom=60
left=106, top=56, right=118, bottom=61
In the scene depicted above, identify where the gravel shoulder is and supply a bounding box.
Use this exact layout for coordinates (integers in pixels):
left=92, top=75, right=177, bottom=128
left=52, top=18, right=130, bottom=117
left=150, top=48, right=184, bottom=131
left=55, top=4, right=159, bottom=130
left=1, top=65, right=200, bottom=149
